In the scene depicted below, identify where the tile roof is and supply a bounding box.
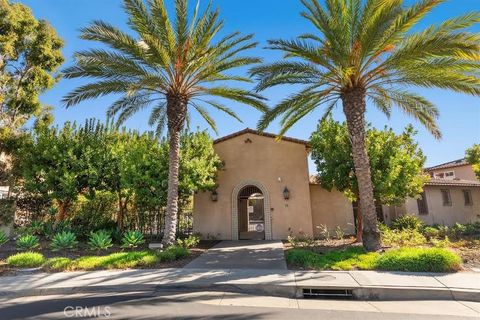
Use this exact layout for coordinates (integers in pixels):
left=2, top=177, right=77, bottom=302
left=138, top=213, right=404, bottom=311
left=425, top=178, right=480, bottom=187
left=213, top=128, right=310, bottom=147
left=425, top=158, right=469, bottom=171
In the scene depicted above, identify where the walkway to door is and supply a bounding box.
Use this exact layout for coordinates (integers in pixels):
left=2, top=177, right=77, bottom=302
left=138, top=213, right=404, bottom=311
left=184, top=240, right=287, bottom=270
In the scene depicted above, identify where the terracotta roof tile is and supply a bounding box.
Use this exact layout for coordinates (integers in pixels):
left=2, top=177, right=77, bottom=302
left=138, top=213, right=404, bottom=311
left=426, top=178, right=480, bottom=187
left=425, top=158, right=469, bottom=171
left=213, top=128, right=310, bottom=147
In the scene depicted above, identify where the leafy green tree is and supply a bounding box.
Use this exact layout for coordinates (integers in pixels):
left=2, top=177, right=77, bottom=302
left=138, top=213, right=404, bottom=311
left=0, top=0, right=63, bottom=135
left=250, top=0, right=480, bottom=251
left=62, top=0, right=266, bottom=246
left=310, top=118, right=429, bottom=241
left=466, top=144, right=480, bottom=180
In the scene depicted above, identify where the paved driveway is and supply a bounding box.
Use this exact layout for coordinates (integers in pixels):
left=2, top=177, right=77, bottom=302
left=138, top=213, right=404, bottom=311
left=184, top=240, right=287, bottom=270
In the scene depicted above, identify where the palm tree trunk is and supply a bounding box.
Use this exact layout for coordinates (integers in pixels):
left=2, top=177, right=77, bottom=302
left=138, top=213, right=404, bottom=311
left=341, top=87, right=381, bottom=252
left=162, top=94, right=187, bottom=247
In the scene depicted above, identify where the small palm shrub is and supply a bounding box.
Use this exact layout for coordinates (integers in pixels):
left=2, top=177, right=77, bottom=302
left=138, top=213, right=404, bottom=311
left=176, top=234, right=200, bottom=249
left=391, top=215, right=423, bottom=231
left=7, top=252, right=45, bottom=268
left=16, top=234, right=40, bottom=251
left=50, top=231, right=78, bottom=251
left=0, top=230, right=8, bottom=247
left=422, top=226, right=440, bottom=240
left=88, top=230, right=113, bottom=251
left=121, top=231, right=145, bottom=249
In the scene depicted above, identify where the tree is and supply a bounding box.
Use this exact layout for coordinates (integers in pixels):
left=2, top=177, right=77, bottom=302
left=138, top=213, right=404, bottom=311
left=0, top=0, right=64, bottom=136
left=310, top=118, right=429, bottom=241
left=466, top=144, right=480, bottom=180
left=62, top=0, right=266, bottom=246
left=250, top=0, right=480, bottom=251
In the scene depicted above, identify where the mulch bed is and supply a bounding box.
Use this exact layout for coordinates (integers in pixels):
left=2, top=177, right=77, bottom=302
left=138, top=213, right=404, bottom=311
left=0, top=240, right=219, bottom=276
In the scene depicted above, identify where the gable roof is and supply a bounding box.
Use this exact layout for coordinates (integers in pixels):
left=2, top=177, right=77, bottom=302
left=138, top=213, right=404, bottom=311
left=213, top=128, right=310, bottom=147
left=425, top=158, right=468, bottom=171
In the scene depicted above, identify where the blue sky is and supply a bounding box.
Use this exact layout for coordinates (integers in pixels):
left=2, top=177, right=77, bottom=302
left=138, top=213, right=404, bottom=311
left=19, top=0, right=480, bottom=170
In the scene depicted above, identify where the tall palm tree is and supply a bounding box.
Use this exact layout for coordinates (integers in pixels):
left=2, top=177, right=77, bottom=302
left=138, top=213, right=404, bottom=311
left=62, top=0, right=267, bottom=246
left=250, top=0, right=480, bottom=251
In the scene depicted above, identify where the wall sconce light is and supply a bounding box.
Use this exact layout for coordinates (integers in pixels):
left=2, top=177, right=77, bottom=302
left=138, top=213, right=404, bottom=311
left=210, top=190, right=218, bottom=202
left=283, top=187, right=290, bottom=200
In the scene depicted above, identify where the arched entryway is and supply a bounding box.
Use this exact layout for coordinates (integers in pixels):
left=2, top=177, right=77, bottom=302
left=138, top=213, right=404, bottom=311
left=232, top=181, right=272, bottom=240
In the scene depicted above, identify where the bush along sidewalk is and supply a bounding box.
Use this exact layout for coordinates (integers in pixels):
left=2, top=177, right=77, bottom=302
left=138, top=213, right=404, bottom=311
left=6, top=246, right=189, bottom=271
left=286, top=246, right=462, bottom=272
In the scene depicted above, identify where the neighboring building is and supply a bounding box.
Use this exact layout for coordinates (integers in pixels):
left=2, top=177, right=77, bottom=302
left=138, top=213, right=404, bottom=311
left=193, top=129, right=355, bottom=240
left=191, top=129, right=478, bottom=240
left=383, top=159, right=480, bottom=226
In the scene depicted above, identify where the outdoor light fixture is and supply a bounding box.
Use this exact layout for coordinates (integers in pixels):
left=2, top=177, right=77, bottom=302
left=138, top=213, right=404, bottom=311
left=283, top=187, right=290, bottom=200
left=210, top=190, right=218, bottom=202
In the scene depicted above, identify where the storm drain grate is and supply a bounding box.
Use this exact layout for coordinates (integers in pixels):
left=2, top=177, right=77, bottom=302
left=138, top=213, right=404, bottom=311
left=302, top=288, right=353, bottom=300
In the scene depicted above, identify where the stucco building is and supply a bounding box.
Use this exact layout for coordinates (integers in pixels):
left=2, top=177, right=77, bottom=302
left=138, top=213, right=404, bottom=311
left=193, top=129, right=479, bottom=240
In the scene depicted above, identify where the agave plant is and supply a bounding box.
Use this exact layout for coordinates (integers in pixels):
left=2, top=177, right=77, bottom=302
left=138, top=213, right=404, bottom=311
left=16, top=234, right=40, bottom=251
left=0, top=230, right=8, bottom=247
left=121, top=230, right=145, bottom=249
left=50, top=231, right=78, bottom=251
left=250, top=0, right=480, bottom=251
left=62, top=0, right=267, bottom=246
left=88, top=230, right=114, bottom=251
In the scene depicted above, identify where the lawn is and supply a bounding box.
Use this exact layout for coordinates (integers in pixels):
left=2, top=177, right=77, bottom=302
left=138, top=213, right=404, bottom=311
left=286, top=246, right=462, bottom=272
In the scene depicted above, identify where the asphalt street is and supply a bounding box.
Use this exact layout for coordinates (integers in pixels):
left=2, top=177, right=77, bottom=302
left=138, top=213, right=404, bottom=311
left=1, top=290, right=479, bottom=320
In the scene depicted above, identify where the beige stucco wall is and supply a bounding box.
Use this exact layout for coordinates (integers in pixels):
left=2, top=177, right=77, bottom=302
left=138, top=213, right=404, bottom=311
left=309, top=184, right=355, bottom=236
left=429, top=165, right=478, bottom=181
left=193, top=132, right=314, bottom=240
left=396, top=186, right=480, bottom=226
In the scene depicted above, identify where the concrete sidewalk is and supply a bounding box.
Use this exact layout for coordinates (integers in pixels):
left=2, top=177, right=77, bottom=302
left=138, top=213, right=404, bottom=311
left=0, top=268, right=479, bottom=301
left=184, top=241, right=287, bottom=270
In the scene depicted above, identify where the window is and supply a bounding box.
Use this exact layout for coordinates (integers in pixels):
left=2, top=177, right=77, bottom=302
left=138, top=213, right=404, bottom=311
left=417, top=192, right=429, bottom=215
left=435, top=172, right=445, bottom=179
left=445, top=171, right=455, bottom=180
left=463, top=189, right=473, bottom=206
left=441, top=189, right=452, bottom=206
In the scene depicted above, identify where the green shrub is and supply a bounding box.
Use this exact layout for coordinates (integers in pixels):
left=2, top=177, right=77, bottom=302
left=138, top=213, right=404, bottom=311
left=391, top=214, right=423, bottom=231
left=176, top=234, right=200, bottom=249
left=286, top=247, right=379, bottom=270
left=88, top=230, right=113, bottom=251
left=27, top=220, right=44, bottom=236
left=43, top=257, right=73, bottom=271
left=7, top=252, right=45, bottom=268
left=422, top=226, right=440, bottom=240
left=0, top=230, right=8, bottom=247
left=451, top=223, right=467, bottom=238
left=121, top=231, right=145, bottom=249
left=381, top=228, right=427, bottom=247
left=16, top=234, right=40, bottom=251
left=73, top=251, right=159, bottom=270
left=430, top=236, right=452, bottom=248
left=69, top=192, right=118, bottom=238
left=464, top=222, right=480, bottom=235
left=375, top=247, right=461, bottom=272
left=50, top=231, right=78, bottom=251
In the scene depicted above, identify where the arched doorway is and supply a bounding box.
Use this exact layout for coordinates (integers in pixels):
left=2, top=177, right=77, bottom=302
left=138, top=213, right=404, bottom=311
left=231, top=181, right=272, bottom=240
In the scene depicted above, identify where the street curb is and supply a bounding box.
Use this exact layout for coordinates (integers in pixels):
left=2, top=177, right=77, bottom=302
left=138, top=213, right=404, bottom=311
left=1, top=282, right=479, bottom=302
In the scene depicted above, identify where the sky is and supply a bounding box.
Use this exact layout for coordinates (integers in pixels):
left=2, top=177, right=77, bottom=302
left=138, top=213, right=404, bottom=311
left=18, top=0, right=480, bottom=171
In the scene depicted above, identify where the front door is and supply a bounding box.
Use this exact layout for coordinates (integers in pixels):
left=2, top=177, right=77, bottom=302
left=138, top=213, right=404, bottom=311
left=238, top=187, right=265, bottom=240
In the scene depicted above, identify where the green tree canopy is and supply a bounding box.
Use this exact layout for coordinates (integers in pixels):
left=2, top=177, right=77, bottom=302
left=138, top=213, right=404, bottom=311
left=15, top=119, right=221, bottom=229
left=0, top=0, right=64, bottom=136
left=310, top=118, right=429, bottom=206
left=466, top=144, right=480, bottom=180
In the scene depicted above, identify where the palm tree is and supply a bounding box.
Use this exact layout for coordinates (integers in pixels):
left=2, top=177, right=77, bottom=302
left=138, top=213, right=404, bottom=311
left=62, top=0, right=267, bottom=246
left=250, top=0, right=480, bottom=251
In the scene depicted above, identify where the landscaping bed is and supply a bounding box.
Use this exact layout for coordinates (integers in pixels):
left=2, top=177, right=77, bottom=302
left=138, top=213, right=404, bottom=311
left=284, top=216, right=480, bottom=272
left=0, top=239, right=217, bottom=276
